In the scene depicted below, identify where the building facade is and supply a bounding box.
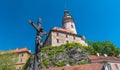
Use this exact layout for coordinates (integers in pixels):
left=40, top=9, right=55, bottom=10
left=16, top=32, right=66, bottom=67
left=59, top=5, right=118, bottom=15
left=89, top=55, right=120, bottom=70
left=9, top=48, right=30, bottom=69
left=43, top=10, right=88, bottom=47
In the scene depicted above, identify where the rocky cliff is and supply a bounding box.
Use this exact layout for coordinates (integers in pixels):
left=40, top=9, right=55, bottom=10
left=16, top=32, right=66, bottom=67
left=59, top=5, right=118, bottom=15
left=40, top=43, right=88, bottom=68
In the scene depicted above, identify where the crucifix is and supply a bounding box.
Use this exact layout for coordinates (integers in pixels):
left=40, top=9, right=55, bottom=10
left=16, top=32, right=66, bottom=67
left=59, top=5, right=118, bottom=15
left=29, top=18, right=47, bottom=70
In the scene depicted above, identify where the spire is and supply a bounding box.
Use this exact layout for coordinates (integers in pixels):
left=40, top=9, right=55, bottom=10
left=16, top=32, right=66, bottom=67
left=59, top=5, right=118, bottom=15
left=62, top=10, right=73, bottom=25
left=64, top=10, right=71, bottom=16
left=62, top=10, right=77, bottom=34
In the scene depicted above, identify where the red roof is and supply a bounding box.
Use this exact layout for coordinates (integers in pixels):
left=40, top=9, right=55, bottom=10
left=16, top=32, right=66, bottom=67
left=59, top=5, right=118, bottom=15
left=42, top=63, right=104, bottom=70
left=89, top=55, right=120, bottom=61
left=52, top=27, right=74, bottom=34
left=9, top=48, right=31, bottom=53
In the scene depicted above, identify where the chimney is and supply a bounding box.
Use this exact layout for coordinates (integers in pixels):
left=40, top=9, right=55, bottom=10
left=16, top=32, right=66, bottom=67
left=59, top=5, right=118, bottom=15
left=117, top=54, right=120, bottom=58
left=29, top=50, right=31, bottom=53
left=65, top=63, right=70, bottom=66
left=16, top=48, right=19, bottom=50
left=97, top=52, right=100, bottom=56
left=104, top=54, right=108, bottom=57
left=66, top=64, right=70, bottom=66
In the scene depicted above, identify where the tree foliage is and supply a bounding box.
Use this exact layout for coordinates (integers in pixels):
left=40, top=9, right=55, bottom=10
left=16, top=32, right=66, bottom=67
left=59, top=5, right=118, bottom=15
left=87, top=40, right=120, bottom=56
left=0, top=52, right=18, bottom=70
left=22, top=53, right=34, bottom=70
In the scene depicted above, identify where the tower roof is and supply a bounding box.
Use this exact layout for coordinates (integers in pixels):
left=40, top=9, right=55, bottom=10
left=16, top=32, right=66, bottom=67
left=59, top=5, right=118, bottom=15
left=52, top=27, right=74, bottom=34
left=64, top=10, right=71, bottom=17
left=62, top=10, right=73, bottom=25
left=9, top=48, right=31, bottom=53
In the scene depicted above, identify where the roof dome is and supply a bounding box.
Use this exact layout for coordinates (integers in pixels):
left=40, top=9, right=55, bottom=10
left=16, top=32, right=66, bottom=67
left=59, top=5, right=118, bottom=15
left=62, top=10, right=74, bottom=25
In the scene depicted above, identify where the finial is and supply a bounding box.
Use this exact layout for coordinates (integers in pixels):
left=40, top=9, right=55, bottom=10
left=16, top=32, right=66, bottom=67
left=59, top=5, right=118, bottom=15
left=64, top=10, right=71, bottom=17
left=64, top=3, right=69, bottom=14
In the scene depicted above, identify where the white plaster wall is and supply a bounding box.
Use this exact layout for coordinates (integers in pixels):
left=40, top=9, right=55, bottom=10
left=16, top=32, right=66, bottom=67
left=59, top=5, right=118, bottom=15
left=51, top=31, right=88, bottom=46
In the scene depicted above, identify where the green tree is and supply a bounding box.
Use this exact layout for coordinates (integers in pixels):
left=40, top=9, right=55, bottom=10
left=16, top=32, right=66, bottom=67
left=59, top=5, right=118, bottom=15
left=0, top=53, right=18, bottom=70
left=87, top=40, right=120, bottom=56
left=83, top=46, right=95, bottom=55
left=22, top=53, right=34, bottom=70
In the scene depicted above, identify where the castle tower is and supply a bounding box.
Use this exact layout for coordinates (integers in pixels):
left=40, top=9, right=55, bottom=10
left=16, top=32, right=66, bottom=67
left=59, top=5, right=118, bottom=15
left=43, top=10, right=88, bottom=47
left=62, top=10, right=77, bottom=34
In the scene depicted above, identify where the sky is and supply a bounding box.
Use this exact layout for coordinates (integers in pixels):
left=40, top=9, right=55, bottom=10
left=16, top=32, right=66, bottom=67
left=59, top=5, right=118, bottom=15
left=0, top=0, right=120, bottom=52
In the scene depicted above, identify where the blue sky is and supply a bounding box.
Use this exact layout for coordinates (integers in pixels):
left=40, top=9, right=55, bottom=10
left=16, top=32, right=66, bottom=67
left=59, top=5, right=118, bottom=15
left=0, top=0, right=120, bottom=52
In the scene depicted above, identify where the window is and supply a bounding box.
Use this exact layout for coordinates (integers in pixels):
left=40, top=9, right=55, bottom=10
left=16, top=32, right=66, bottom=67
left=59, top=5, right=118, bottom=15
left=107, top=64, right=112, bottom=70
left=73, top=36, right=76, bottom=40
left=21, top=53, right=24, bottom=57
left=57, top=39, right=59, bottom=43
left=66, top=35, right=68, bottom=38
left=56, top=33, right=59, bottom=36
left=19, top=67, right=21, bottom=69
left=115, top=64, right=119, bottom=70
left=66, top=41, right=69, bottom=43
left=20, top=59, right=22, bottom=63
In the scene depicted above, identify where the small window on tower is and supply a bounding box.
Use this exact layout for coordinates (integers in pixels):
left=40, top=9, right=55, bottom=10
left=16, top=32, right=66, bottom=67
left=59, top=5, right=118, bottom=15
left=71, top=25, right=74, bottom=28
left=66, top=41, right=69, bottom=43
left=57, top=39, right=59, bottom=43
left=56, top=33, right=59, bottom=36
left=21, top=53, right=24, bottom=57
left=66, top=35, right=68, bottom=38
left=73, top=36, right=76, bottom=40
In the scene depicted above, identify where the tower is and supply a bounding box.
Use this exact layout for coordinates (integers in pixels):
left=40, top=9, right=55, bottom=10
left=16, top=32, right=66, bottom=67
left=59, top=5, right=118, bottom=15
left=43, top=10, right=88, bottom=47
left=62, top=10, right=77, bottom=34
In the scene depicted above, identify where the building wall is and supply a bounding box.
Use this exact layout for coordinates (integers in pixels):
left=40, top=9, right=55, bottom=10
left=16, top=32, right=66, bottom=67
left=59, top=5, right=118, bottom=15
left=0, top=48, right=30, bottom=70
left=51, top=31, right=87, bottom=46
left=44, top=31, right=88, bottom=47
left=63, top=21, right=77, bottom=34
left=43, top=34, right=51, bottom=46
left=16, top=52, right=30, bottom=70
left=108, top=62, right=120, bottom=70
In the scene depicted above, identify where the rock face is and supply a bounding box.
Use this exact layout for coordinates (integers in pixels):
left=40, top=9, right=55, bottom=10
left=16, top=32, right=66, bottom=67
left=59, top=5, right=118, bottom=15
left=24, top=43, right=88, bottom=69
left=40, top=43, right=88, bottom=68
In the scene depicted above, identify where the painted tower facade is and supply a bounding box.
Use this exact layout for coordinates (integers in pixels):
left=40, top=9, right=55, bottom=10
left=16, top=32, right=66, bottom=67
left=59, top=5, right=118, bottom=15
left=62, top=10, right=77, bottom=34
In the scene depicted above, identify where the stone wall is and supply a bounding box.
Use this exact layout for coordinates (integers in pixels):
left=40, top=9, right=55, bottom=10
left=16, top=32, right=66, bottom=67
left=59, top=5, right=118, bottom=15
left=44, top=31, right=88, bottom=47
left=16, top=52, right=30, bottom=69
